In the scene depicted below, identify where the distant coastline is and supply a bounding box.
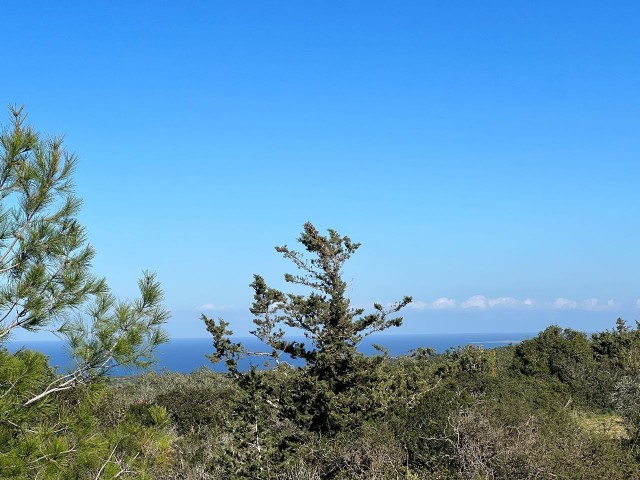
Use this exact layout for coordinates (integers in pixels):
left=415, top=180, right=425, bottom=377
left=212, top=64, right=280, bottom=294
left=6, top=332, right=533, bottom=375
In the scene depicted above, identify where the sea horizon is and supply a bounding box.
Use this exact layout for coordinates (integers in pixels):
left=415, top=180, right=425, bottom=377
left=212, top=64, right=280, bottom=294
left=6, top=332, right=534, bottom=375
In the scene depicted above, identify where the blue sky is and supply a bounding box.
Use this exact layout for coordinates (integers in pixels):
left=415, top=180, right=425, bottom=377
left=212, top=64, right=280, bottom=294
left=2, top=1, right=639, bottom=337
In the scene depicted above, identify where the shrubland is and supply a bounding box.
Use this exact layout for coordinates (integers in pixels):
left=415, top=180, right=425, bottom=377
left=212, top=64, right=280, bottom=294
left=127, top=223, right=640, bottom=479
left=100, top=319, right=640, bottom=479
left=1, top=109, right=639, bottom=478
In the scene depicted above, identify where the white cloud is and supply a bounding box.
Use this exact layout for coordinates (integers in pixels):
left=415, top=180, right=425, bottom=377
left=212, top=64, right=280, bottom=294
left=583, top=298, right=599, bottom=310
left=487, top=297, right=519, bottom=308
left=200, top=303, right=233, bottom=311
left=582, top=298, right=618, bottom=311
left=432, top=297, right=457, bottom=309
left=407, top=298, right=458, bottom=310
left=397, top=295, right=621, bottom=311
left=461, top=295, right=488, bottom=309
left=553, top=298, right=577, bottom=309
left=408, top=300, right=429, bottom=310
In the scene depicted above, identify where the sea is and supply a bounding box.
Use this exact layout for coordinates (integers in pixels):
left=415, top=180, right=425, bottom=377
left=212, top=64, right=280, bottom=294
left=5, top=333, right=532, bottom=376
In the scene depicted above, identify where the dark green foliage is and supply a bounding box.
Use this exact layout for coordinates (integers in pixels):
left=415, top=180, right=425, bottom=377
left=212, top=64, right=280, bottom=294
left=91, top=320, right=640, bottom=479
left=591, top=319, right=640, bottom=370
left=203, top=317, right=244, bottom=375
left=512, top=320, right=640, bottom=410
left=156, top=382, right=238, bottom=432
left=205, top=222, right=411, bottom=433
left=514, top=325, right=593, bottom=381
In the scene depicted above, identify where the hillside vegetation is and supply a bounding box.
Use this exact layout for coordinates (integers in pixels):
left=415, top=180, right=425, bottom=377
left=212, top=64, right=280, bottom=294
left=3, top=321, right=640, bottom=478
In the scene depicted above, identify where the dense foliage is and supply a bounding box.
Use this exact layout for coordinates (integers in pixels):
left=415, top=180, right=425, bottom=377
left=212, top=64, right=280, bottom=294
left=4, top=318, right=640, bottom=478
left=92, top=319, right=640, bottom=479
left=204, top=222, right=411, bottom=433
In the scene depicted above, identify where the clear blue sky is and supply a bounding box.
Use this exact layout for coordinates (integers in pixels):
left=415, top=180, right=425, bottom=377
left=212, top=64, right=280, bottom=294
left=2, top=1, right=639, bottom=337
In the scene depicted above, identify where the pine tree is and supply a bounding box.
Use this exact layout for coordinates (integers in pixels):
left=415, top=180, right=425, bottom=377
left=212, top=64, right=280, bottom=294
left=0, top=106, right=105, bottom=340
left=0, top=106, right=171, bottom=477
left=0, top=106, right=169, bottom=403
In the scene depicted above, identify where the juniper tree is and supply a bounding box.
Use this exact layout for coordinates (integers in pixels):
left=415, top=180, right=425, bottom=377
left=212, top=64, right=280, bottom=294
left=204, top=222, right=411, bottom=431
left=0, top=106, right=169, bottom=405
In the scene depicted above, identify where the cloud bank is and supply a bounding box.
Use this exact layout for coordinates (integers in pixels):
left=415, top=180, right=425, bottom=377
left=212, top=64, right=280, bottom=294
left=408, top=295, right=620, bottom=311
left=200, top=303, right=234, bottom=312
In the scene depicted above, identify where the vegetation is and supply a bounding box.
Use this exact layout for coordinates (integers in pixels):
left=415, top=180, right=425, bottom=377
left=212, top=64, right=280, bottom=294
left=187, top=225, right=640, bottom=479
left=90, top=319, right=640, bottom=479
left=204, top=222, right=411, bottom=432
left=2, top=108, right=640, bottom=478
left=0, top=108, right=170, bottom=477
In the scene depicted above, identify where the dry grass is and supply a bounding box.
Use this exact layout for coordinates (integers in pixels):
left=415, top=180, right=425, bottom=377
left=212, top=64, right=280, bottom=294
left=574, top=411, right=629, bottom=440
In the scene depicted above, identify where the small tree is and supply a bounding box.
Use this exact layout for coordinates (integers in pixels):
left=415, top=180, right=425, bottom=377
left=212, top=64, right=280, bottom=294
left=0, top=106, right=169, bottom=405
left=204, top=222, right=411, bottom=431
